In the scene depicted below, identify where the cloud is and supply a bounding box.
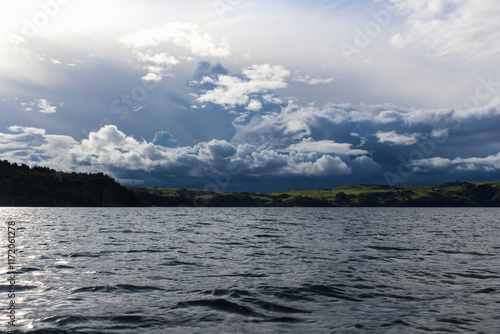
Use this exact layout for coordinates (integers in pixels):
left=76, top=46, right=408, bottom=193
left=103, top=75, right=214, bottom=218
left=120, top=22, right=230, bottom=82
left=375, top=131, right=420, bottom=146
left=431, top=128, right=449, bottom=139
left=286, top=154, right=352, bottom=176
left=0, top=126, right=77, bottom=170
left=351, top=155, right=382, bottom=174
left=388, top=0, right=500, bottom=61
left=120, top=22, right=230, bottom=57
left=197, top=64, right=290, bottom=109
left=0, top=124, right=358, bottom=185
left=288, top=138, right=368, bottom=156
left=134, top=52, right=181, bottom=82
left=413, top=153, right=500, bottom=172
left=246, top=100, right=262, bottom=111
left=152, top=131, right=178, bottom=148
left=204, top=139, right=237, bottom=160
left=8, top=126, right=46, bottom=135
left=412, top=157, right=453, bottom=170
left=21, top=99, right=57, bottom=114
left=3, top=87, right=500, bottom=190
left=73, top=126, right=355, bottom=179
left=292, top=74, right=335, bottom=85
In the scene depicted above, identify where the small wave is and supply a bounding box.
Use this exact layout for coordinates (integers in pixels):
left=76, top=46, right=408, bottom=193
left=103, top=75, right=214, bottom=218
left=265, top=284, right=361, bottom=302
left=0, top=284, right=39, bottom=292
left=253, top=300, right=310, bottom=314
left=445, top=272, right=500, bottom=280
left=255, top=218, right=278, bottom=222
left=16, top=266, right=42, bottom=273
left=33, top=314, right=166, bottom=332
left=305, top=284, right=362, bottom=302
left=71, top=284, right=164, bottom=294
left=176, top=298, right=264, bottom=317
left=437, top=317, right=478, bottom=325
left=202, top=288, right=252, bottom=298
left=40, top=315, right=88, bottom=326
left=438, top=249, right=496, bottom=256
left=255, top=234, right=283, bottom=238
left=278, top=221, right=299, bottom=226
left=54, top=264, right=74, bottom=269
left=63, top=252, right=100, bottom=258
left=195, top=222, right=212, bottom=226
left=126, top=249, right=166, bottom=254
left=263, top=316, right=302, bottom=323
left=159, top=260, right=198, bottom=266
left=368, top=246, right=420, bottom=251
left=475, top=288, right=496, bottom=294
left=381, top=319, right=412, bottom=327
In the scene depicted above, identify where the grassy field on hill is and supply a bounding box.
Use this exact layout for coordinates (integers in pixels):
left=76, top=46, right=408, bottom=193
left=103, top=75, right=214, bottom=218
left=132, top=181, right=500, bottom=207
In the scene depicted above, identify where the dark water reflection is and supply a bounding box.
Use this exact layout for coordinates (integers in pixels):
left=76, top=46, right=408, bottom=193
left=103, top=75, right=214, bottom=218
left=1, top=207, right=499, bottom=333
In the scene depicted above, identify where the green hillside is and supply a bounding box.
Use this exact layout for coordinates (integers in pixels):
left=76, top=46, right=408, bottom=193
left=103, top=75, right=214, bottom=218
left=133, top=181, right=500, bottom=207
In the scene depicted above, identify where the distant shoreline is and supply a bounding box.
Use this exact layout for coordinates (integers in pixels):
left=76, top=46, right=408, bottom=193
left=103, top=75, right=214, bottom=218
left=2, top=160, right=499, bottom=207
left=130, top=181, right=500, bottom=208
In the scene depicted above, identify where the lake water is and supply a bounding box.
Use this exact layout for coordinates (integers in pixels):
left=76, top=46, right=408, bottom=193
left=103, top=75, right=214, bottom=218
left=1, top=207, right=499, bottom=333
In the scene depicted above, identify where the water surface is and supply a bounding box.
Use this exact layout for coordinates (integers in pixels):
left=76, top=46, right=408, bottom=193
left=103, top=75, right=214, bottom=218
left=1, top=207, right=499, bottom=333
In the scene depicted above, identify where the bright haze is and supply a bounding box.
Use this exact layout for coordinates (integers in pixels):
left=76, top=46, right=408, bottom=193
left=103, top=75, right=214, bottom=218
left=1, top=0, right=499, bottom=192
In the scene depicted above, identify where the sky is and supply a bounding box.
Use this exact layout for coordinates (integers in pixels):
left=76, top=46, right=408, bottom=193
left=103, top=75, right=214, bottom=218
left=1, top=0, right=500, bottom=192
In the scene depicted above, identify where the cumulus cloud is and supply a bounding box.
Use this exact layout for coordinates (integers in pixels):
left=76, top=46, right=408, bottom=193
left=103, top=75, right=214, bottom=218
left=412, top=157, right=453, bottom=170
left=204, top=139, right=237, bottom=161
left=0, top=124, right=360, bottom=185
left=120, top=22, right=230, bottom=82
left=8, top=126, right=46, bottom=135
left=21, top=99, right=57, bottom=114
left=286, top=154, right=351, bottom=176
left=351, top=155, right=381, bottom=174
left=152, top=131, right=178, bottom=148
left=197, top=63, right=290, bottom=109
left=288, top=138, right=368, bottom=156
left=120, top=22, right=230, bottom=57
left=3, top=95, right=500, bottom=189
left=413, top=153, right=500, bottom=172
left=246, top=100, right=263, bottom=111
left=0, top=126, right=77, bottom=170
left=375, top=131, right=420, bottom=146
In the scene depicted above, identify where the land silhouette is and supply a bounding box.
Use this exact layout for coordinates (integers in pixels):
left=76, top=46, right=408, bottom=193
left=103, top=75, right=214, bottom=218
left=1, top=160, right=499, bottom=207
left=0, top=160, right=146, bottom=207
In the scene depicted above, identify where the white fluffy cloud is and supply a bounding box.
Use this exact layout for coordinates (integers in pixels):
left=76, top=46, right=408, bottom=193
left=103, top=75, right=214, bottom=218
left=0, top=126, right=76, bottom=170
left=375, top=131, right=420, bottom=146
left=120, top=22, right=230, bottom=57
left=413, top=153, right=500, bottom=172
left=21, top=99, right=57, bottom=114
left=120, top=22, right=230, bottom=82
left=0, top=124, right=361, bottom=182
left=286, top=154, right=352, bottom=176
left=288, top=138, right=368, bottom=156
left=197, top=64, right=290, bottom=109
